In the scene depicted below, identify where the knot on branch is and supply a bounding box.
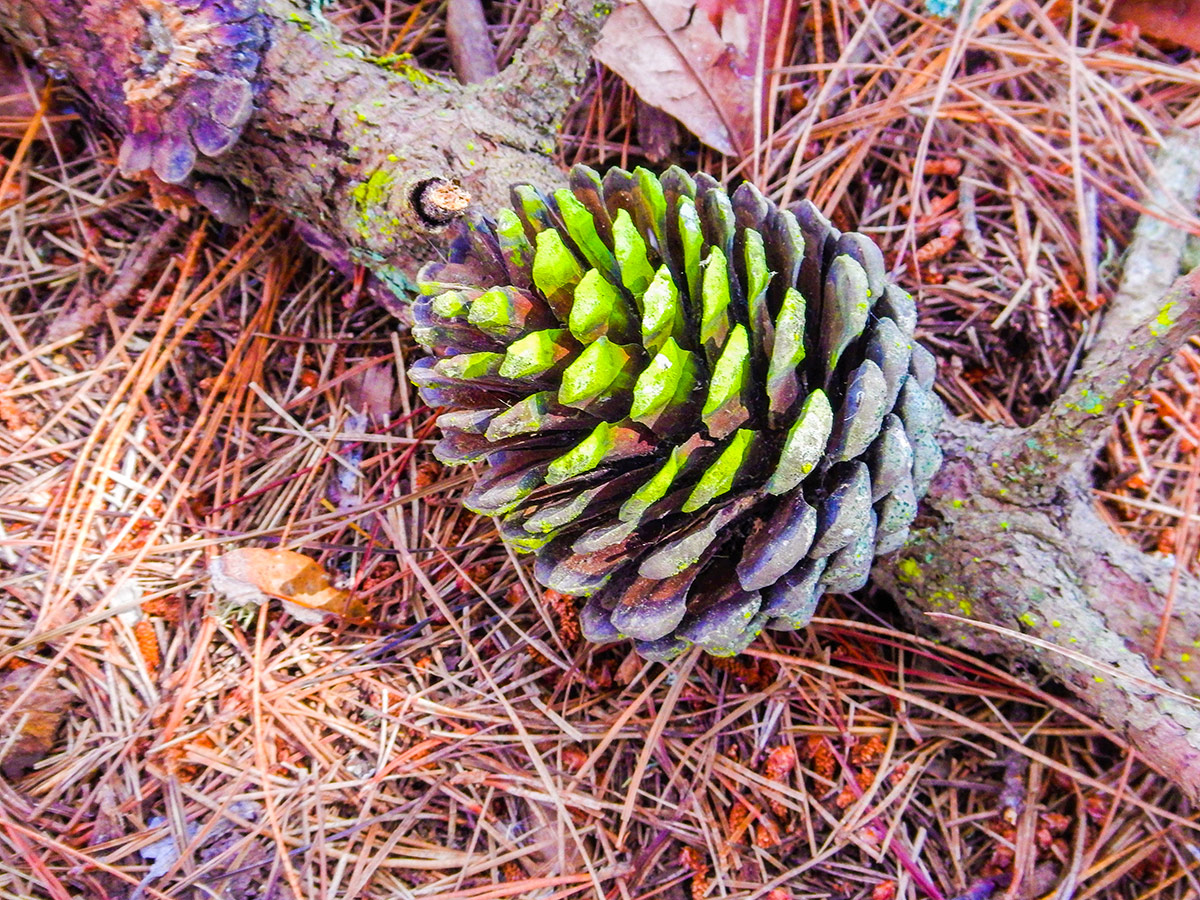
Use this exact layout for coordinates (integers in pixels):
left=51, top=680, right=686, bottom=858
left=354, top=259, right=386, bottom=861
left=411, top=177, right=472, bottom=228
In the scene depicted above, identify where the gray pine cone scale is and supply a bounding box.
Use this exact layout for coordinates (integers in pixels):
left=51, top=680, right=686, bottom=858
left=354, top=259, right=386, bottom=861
left=410, top=165, right=943, bottom=661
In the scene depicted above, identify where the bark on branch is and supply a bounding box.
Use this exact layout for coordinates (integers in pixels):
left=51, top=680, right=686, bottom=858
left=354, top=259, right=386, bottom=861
left=5, top=0, right=1200, bottom=798
left=873, top=132, right=1200, bottom=798
left=0, top=0, right=609, bottom=310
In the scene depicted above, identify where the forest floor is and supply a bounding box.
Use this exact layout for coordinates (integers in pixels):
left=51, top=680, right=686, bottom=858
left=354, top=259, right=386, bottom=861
left=2, top=2, right=1200, bottom=899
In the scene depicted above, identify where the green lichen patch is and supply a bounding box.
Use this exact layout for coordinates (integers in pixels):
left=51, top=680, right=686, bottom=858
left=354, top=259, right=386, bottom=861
left=349, top=169, right=404, bottom=241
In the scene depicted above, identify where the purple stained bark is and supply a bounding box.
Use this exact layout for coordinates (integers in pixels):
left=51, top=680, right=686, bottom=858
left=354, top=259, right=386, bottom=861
left=85, top=0, right=269, bottom=183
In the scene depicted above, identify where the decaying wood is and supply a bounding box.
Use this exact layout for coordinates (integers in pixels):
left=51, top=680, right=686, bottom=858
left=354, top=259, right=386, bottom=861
left=4, top=0, right=1200, bottom=798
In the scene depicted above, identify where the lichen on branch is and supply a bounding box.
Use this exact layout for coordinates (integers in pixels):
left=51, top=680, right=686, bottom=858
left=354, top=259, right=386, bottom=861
left=872, top=131, right=1200, bottom=799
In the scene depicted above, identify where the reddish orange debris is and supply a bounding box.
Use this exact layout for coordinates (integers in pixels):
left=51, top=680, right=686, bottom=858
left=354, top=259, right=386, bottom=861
left=851, top=735, right=885, bottom=766
left=134, top=619, right=160, bottom=674
left=765, top=745, right=798, bottom=782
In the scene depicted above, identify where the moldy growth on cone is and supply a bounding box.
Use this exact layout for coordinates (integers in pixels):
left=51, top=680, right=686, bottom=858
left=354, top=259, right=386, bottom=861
left=410, top=165, right=943, bottom=661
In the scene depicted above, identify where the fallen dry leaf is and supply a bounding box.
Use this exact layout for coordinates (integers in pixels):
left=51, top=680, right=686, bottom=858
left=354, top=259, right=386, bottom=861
left=594, top=0, right=793, bottom=156
left=1113, top=0, right=1200, bottom=52
left=0, top=665, right=72, bottom=778
left=209, top=548, right=367, bottom=624
left=345, top=362, right=395, bottom=426
left=593, top=0, right=747, bottom=155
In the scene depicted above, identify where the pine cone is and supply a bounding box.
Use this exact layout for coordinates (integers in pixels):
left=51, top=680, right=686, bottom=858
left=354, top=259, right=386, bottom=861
left=410, top=166, right=943, bottom=661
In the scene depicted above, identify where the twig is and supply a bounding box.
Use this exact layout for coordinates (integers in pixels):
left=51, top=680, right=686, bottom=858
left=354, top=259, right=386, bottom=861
left=446, top=0, right=498, bottom=84
left=481, top=0, right=610, bottom=135
left=47, top=214, right=182, bottom=341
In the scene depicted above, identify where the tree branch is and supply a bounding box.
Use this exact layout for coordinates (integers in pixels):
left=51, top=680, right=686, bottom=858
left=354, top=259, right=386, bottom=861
left=0, top=0, right=609, bottom=309
left=479, top=0, right=612, bottom=136
left=874, top=130, right=1200, bottom=798
left=873, top=408, right=1200, bottom=799
left=1036, top=129, right=1200, bottom=459
left=446, top=0, right=498, bottom=84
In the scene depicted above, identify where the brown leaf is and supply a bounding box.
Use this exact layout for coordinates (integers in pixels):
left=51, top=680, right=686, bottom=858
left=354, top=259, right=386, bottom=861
left=594, top=0, right=751, bottom=156
left=1113, top=0, right=1200, bottom=52
left=0, top=665, right=72, bottom=778
left=615, top=648, right=643, bottom=685
left=209, top=548, right=366, bottom=624
left=596, top=0, right=794, bottom=157
left=345, top=363, right=395, bottom=425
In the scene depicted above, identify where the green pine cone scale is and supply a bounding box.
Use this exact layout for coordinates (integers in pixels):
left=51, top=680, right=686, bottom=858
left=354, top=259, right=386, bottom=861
left=411, top=165, right=944, bottom=661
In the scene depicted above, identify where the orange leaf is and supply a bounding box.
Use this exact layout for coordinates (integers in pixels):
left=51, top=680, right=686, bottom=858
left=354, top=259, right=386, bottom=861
left=209, top=548, right=366, bottom=624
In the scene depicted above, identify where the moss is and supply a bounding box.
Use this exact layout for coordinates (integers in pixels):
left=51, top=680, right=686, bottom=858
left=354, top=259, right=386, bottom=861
left=370, top=52, right=443, bottom=86
left=1064, top=387, right=1106, bottom=416
left=351, top=169, right=391, bottom=210
left=897, top=558, right=923, bottom=583
left=1025, top=437, right=1058, bottom=461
